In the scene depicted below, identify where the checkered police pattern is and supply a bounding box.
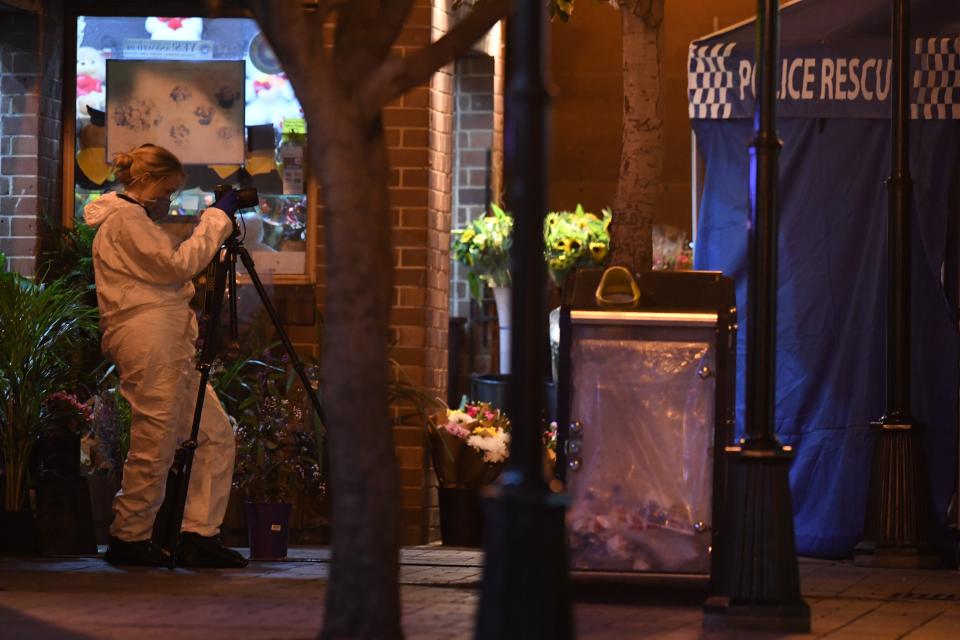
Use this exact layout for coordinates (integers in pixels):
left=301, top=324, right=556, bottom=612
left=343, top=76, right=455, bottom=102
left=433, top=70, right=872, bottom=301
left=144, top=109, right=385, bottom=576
left=913, top=36, right=960, bottom=120
left=688, top=42, right=738, bottom=120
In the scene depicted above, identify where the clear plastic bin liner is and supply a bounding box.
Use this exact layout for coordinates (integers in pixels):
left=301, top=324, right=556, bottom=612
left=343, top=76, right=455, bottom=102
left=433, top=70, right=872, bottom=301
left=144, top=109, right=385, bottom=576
left=567, top=334, right=715, bottom=573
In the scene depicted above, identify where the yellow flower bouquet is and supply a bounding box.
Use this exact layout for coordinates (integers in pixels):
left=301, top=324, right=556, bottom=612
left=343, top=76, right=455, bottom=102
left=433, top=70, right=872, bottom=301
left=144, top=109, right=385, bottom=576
left=451, top=203, right=513, bottom=299
left=543, top=204, right=613, bottom=286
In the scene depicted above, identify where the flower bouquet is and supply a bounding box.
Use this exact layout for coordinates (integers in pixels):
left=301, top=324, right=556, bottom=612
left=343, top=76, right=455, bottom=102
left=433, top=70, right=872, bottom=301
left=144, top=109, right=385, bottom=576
left=428, top=399, right=511, bottom=488
left=451, top=203, right=513, bottom=300
left=428, top=398, right=511, bottom=546
left=544, top=204, right=613, bottom=286
left=652, top=224, right=693, bottom=271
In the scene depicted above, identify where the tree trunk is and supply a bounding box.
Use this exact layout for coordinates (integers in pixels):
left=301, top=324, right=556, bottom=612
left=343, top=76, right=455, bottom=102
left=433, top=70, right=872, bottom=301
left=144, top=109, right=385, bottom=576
left=609, top=0, right=663, bottom=272
left=311, top=108, right=402, bottom=639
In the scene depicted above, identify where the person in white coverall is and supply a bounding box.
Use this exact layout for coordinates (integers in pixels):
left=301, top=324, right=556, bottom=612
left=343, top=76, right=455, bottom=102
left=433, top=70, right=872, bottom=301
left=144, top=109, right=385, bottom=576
left=86, top=144, right=246, bottom=567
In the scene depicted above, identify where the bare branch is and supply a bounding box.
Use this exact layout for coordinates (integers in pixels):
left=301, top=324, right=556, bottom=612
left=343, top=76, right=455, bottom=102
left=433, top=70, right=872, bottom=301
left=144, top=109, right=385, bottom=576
left=247, top=0, right=329, bottom=83
left=359, top=0, right=511, bottom=114
left=333, top=0, right=414, bottom=87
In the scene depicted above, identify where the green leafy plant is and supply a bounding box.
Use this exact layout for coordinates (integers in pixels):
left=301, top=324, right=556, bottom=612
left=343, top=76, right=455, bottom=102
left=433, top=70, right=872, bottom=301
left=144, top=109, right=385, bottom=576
left=227, top=345, right=325, bottom=504
left=543, top=204, right=612, bottom=286
left=38, top=220, right=97, bottom=296
left=0, top=271, right=98, bottom=511
left=451, top=203, right=513, bottom=299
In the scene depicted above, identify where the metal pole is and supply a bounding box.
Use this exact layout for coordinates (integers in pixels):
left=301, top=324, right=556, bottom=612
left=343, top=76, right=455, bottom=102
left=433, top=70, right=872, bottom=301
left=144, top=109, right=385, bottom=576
left=704, top=0, right=810, bottom=632
left=475, top=1, right=571, bottom=637
left=743, top=0, right=781, bottom=448
left=854, top=0, right=939, bottom=568
left=887, top=0, right=912, bottom=422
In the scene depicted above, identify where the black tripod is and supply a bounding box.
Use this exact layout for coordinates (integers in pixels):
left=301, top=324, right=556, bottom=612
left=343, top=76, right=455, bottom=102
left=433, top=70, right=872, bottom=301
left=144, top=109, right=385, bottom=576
left=151, top=206, right=323, bottom=569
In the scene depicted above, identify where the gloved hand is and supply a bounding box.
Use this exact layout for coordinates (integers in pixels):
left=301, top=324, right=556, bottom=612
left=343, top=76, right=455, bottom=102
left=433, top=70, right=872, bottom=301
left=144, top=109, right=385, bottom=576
left=213, top=188, right=241, bottom=218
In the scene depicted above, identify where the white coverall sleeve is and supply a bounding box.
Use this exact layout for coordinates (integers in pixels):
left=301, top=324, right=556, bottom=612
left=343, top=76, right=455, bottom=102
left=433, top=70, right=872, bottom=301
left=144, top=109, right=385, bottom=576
left=110, top=208, right=234, bottom=285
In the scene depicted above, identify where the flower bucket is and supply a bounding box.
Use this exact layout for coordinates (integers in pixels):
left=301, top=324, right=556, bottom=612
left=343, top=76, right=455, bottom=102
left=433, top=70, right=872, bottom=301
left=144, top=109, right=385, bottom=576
left=438, top=486, right=483, bottom=547
left=245, top=502, right=292, bottom=559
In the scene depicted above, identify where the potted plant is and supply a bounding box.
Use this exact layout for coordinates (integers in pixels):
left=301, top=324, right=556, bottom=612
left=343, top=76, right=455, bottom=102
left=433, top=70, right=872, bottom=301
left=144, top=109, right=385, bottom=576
left=427, top=398, right=511, bottom=547
left=34, top=391, right=98, bottom=555
left=0, top=270, right=98, bottom=554
left=451, top=203, right=513, bottom=374
left=544, top=204, right=613, bottom=384
left=230, top=350, right=324, bottom=559
left=81, top=365, right=132, bottom=545
left=543, top=204, right=613, bottom=288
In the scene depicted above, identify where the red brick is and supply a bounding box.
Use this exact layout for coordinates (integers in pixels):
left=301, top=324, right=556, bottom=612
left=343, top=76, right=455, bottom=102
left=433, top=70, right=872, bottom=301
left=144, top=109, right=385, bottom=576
left=9, top=216, right=35, bottom=236
left=388, top=148, right=429, bottom=167
left=1, top=75, right=38, bottom=94
left=383, top=107, right=428, bottom=128
left=9, top=135, right=38, bottom=156
left=394, top=26, right=430, bottom=47
left=403, top=87, right=430, bottom=109
left=393, top=228, right=426, bottom=247
left=402, top=128, right=429, bottom=148
left=10, top=176, right=36, bottom=195
left=394, top=267, right=426, bottom=288
left=399, top=247, right=427, bottom=268
left=399, top=208, right=428, bottom=228
left=402, top=168, right=428, bottom=188
left=390, top=187, right=427, bottom=208
left=0, top=236, right=37, bottom=256
left=8, top=94, right=40, bottom=114
left=2, top=115, right=38, bottom=136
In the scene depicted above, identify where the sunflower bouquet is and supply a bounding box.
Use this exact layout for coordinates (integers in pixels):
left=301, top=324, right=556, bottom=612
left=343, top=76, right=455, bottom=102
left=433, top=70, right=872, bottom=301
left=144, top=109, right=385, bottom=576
left=451, top=203, right=513, bottom=299
left=544, top=204, right=612, bottom=286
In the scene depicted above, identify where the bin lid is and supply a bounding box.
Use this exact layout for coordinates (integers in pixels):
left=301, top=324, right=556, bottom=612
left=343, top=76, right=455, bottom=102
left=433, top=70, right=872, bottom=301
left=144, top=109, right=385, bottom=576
left=561, top=268, right=735, bottom=315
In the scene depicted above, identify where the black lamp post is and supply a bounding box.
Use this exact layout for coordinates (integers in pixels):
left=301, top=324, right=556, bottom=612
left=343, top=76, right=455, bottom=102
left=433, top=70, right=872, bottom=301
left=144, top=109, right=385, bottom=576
left=704, top=0, right=810, bottom=632
left=474, top=1, right=572, bottom=638
left=854, top=0, right=939, bottom=569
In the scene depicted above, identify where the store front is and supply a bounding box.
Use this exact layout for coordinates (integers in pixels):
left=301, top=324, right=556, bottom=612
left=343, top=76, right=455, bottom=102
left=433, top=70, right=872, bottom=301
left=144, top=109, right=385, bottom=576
left=0, top=0, right=506, bottom=546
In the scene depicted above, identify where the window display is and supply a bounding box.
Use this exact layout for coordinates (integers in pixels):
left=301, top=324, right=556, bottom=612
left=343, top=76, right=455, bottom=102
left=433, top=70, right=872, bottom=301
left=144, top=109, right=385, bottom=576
left=72, top=15, right=312, bottom=279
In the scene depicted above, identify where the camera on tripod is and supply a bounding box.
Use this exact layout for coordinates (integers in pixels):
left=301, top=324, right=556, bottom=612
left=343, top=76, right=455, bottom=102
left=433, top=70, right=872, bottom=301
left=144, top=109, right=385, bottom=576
left=214, top=184, right=259, bottom=216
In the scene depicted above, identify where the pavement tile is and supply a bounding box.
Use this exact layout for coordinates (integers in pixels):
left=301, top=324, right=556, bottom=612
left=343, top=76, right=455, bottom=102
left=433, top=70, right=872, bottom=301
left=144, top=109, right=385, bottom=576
left=3, top=549, right=960, bottom=639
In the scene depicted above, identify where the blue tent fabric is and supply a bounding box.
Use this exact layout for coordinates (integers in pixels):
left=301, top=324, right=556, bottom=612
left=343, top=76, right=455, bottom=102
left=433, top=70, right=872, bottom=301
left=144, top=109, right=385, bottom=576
left=693, top=118, right=959, bottom=557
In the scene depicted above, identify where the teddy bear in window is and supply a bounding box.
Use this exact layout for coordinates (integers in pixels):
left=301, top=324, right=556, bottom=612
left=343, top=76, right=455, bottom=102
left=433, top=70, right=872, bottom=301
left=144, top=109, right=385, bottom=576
left=144, top=17, right=203, bottom=41
left=76, top=46, right=105, bottom=124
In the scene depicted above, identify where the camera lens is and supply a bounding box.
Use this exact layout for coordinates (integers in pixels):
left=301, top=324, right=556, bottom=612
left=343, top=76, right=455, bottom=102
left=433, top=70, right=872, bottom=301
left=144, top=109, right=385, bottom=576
left=237, top=188, right=259, bottom=209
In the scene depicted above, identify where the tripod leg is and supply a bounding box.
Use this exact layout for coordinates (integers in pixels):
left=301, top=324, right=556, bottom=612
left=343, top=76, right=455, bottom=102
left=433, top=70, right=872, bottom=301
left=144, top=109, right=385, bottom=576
left=236, top=246, right=324, bottom=421
left=154, top=245, right=231, bottom=569
left=228, top=249, right=240, bottom=343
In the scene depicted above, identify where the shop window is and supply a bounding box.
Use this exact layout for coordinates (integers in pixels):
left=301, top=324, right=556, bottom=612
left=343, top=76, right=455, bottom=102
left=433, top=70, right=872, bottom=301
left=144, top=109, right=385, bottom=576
left=70, top=15, right=313, bottom=280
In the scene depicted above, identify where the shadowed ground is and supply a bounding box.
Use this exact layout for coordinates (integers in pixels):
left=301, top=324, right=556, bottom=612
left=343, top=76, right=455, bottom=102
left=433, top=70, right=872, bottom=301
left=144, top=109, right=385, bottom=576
left=1, top=547, right=959, bottom=639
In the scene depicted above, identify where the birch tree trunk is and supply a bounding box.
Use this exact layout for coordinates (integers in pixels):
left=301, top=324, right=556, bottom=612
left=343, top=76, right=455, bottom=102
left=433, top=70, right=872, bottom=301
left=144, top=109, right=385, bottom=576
left=313, top=111, right=401, bottom=639
left=609, top=0, right=664, bottom=271
left=236, top=2, right=512, bottom=637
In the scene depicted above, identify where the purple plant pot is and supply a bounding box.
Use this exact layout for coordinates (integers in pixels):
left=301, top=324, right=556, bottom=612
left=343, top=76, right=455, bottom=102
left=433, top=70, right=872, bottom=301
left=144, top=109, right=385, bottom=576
left=245, top=502, right=292, bottom=560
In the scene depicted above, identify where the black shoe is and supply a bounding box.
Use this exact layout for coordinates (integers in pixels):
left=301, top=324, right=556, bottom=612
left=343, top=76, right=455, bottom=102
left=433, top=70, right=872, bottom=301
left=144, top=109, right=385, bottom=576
left=176, top=532, right=249, bottom=568
left=104, top=537, right=161, bottom=566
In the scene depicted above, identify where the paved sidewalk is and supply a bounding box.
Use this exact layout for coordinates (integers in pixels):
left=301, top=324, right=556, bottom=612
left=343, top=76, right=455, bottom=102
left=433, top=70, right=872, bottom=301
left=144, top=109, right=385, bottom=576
left=1, top=547, right=959, bottom=639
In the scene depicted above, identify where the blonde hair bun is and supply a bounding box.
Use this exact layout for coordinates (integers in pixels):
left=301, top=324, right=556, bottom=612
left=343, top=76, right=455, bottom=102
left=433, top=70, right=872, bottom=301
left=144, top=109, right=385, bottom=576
left=112, top=144, right=184, bottom=188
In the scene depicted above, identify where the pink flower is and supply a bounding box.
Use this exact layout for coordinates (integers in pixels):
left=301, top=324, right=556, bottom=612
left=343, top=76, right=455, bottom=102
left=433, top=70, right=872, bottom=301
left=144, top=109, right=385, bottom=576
left=442, top=422, right=471, bottom=439
left=465, top=405, right=479, bottom=418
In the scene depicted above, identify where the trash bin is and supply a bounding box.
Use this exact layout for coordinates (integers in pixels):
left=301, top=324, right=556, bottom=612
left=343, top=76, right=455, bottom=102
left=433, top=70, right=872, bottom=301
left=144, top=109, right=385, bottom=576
left=557, top=267, right=736, bottom=578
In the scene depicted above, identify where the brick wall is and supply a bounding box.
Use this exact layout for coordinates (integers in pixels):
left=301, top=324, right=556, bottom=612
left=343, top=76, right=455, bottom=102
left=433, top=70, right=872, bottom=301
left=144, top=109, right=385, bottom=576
left=0, top=10, right=38, bottom=273
left=449, top=54, right=495, bottom=319
left=0, top=2, right=61, bottom=275
left=375, top=2, right=504, bottom=545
